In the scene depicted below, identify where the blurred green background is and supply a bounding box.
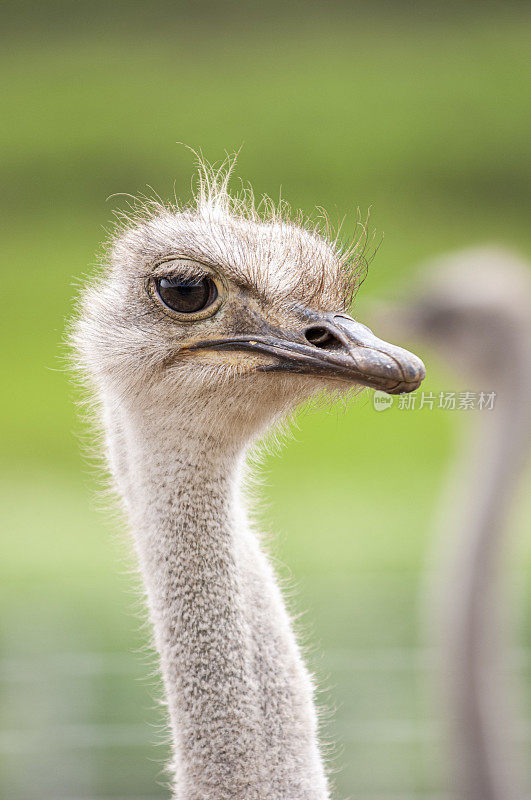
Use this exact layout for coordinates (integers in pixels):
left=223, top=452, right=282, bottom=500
left=2, top=2, right=531, bottom=797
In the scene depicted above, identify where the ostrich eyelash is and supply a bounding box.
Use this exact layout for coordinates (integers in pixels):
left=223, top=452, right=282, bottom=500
left=147, top=257, right=214, bottom=283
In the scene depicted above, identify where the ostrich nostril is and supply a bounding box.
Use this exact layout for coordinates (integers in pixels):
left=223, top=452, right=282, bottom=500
left=304, top=326, right=343, bottom=350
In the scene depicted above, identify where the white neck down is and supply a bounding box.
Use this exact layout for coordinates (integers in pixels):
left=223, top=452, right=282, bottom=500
left=111, top=407, right=329, bottom=800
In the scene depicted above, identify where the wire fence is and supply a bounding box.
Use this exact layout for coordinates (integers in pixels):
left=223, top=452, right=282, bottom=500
left=2, top=648, right=530, bottom=799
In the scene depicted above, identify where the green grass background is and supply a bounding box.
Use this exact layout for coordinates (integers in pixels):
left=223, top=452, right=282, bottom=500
left=2, top=4, right=531, bottom=797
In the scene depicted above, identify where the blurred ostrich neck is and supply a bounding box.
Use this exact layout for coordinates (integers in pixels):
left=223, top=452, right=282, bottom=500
left=445, top=324, right=531, bottom=800
left=115, top=409, right=329, bottom=800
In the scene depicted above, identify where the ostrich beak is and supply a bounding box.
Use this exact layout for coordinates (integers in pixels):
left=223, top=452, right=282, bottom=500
left=188, top=311, right=425, bottom=395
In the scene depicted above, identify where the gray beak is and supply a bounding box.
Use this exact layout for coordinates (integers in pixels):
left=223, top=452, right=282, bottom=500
left=188, top=311, right=426, bottom=395
left=323, top=314, right=426, bottom=393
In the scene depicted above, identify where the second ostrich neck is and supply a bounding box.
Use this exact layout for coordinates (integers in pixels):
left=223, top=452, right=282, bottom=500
left=117, top=411, right=329, bottom=800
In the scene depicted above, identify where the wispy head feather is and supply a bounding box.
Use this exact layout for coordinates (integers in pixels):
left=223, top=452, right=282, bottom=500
left=106, top=151, right=374, bottom=311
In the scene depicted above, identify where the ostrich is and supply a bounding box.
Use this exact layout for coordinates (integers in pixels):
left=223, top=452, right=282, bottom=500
left=72, top=161, right=425, bottom=800
left=379, top=247, right=531, bottom=800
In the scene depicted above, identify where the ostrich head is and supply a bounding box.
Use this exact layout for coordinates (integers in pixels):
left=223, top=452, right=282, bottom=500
left=74, top=162, right=425, bottom=447
left=377, top=247, right=531, bottom=384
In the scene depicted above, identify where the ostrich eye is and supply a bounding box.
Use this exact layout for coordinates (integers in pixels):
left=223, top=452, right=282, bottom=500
left=155, top=276, right=218, bottom=314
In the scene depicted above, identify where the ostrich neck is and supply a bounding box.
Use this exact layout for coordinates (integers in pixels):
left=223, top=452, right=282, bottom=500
left=442, top=331, right=531, bottom=800
left=114, top=413, right=329, bottom=800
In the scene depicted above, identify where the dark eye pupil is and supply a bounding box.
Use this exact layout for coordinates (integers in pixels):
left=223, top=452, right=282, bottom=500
left=156, top=276, right=217, bottom=314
